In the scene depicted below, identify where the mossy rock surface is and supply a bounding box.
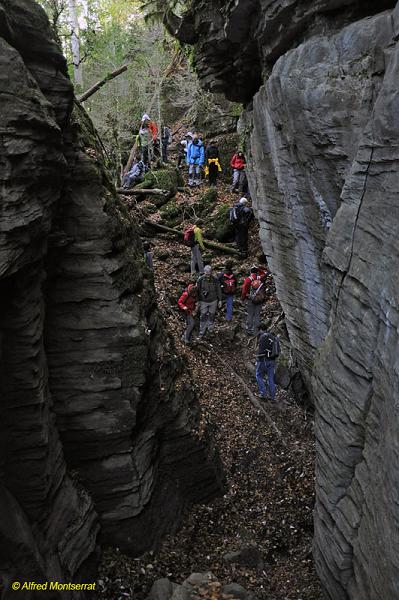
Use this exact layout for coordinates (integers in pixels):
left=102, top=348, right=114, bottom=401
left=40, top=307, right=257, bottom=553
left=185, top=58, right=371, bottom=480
left=207, top=203, right=235, bottom=243
left=135, top=166, right=184, bottom=196
left=159, top=200, right=184, bottom=226
left=194, top=187, right=218, bottom=218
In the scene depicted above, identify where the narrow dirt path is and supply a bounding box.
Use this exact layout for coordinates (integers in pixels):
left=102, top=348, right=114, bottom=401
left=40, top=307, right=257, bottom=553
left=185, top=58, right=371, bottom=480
left=99, top=179, right=321, bottom=600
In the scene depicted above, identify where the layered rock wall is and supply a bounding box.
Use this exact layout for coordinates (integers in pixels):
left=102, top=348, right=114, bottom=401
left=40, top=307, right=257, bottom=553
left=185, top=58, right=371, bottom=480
left=0, top=1, right=222, bottom=594
left=171, top=1, right=399, bottom=598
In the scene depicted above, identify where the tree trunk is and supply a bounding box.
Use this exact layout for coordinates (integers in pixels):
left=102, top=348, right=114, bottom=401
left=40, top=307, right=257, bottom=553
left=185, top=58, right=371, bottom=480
left=116, top=188, right=170, bottom=198
left=68, top=0, right=83, bottom=87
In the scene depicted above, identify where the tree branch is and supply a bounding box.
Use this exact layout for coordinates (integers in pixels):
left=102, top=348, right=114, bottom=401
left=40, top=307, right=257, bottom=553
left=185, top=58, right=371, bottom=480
left=78, top=64, right=129, bottom=103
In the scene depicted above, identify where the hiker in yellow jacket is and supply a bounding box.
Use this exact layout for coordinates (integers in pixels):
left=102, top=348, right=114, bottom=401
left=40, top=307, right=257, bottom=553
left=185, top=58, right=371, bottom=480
left=205, top=141, right=222, bottom=186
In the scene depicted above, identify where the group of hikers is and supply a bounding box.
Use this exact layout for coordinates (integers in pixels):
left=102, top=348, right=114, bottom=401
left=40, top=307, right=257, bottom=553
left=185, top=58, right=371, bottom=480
left=122, top=114, right=249, bottom=194
left=132, top=113, right=279, bottom=401
left=177, top=131, right=248, bottom=192
left=176, top=262, right=280, bottom=401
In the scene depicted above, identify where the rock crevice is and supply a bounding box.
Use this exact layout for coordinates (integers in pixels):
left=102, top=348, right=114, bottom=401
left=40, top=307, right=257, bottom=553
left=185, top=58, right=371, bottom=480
left=0, top=1, right=223, bottom=593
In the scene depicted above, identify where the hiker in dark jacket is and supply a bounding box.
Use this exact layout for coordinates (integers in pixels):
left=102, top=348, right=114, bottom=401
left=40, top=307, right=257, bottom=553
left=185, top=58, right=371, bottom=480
left=161, top=125, right=172, bottom=162
left=178, top=283, right=197, bottom=344
left=256, top=322, right=280, bottom=400
left=218, top=262, right=237, bottom=322
left=197, top=265, right=222, bottom=337
left=143, top=241, right=153, bottom=269
left=233, top=197, right=254, bottom=255
left=241, top=266, right=267, bottom=335
left=205, top=141, right=222, bottom=186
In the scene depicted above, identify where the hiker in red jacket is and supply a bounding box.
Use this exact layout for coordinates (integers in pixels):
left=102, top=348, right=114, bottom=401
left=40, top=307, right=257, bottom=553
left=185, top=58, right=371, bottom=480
left=230, top=150, right=246, bottom=192
left=218, top=262, right=237, bottom=322
left=178, top=283, right=197, bottom=344
left=241, top=266, right=267, bottom=335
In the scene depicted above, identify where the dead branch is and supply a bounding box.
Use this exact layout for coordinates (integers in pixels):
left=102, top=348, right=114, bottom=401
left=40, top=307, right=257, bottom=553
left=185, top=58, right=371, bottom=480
left=216, top=352, right=284, bottom=440
left=78, top=64, right=129, bottom=103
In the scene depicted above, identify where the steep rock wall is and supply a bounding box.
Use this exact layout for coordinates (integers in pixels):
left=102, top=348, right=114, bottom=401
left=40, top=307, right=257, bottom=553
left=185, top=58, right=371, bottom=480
left=0, top=0, right=223, bottom=594
left=171, top=1, right=399, bottom=599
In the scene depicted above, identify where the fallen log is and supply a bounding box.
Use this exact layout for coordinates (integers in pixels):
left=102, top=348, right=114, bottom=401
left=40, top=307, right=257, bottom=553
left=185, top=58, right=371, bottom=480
left=144, top=219, right=240, bottom=255
left=116, top=188, right=170, bottom=197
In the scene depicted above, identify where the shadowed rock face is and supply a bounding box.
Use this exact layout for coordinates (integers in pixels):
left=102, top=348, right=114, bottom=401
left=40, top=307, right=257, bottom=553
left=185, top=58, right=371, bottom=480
left=172, top=1, right=399, bottom=599
left=0, top=1, right=223, bottom=594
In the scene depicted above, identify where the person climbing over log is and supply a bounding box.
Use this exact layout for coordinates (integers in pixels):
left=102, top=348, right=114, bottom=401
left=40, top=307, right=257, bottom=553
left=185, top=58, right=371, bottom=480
left=218, top=261, right=237, bottom=322
left=178, top=282, right=198, bottom=344
left=229, top=197, right=254, bottom=256
left=241, top=266, right=267, bottom=335
left=205, top=140, right=222, bottom=187
left=187, top=134, right=205, bottom=187
left=197, top=265, right=222, bottom=338
left=230, top=149, right=246, bottom=193
left=121, top=155, right=146, bottom=189
left=255, top=322, right=280, bottom=401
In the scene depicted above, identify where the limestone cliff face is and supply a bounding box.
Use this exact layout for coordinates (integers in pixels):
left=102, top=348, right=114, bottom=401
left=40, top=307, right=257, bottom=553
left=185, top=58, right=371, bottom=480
left=172, top=1, right=399, bottom=599
left=0, top=1, right=223, bottom=594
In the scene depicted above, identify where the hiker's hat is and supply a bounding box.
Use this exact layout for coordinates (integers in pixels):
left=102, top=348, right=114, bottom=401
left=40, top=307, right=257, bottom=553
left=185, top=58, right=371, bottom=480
left=239, top=197, right=248, bottom=204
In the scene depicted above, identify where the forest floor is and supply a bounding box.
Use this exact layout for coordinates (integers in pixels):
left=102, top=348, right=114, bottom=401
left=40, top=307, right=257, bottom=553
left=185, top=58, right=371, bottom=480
left=98, top=171, right=322, bottom=600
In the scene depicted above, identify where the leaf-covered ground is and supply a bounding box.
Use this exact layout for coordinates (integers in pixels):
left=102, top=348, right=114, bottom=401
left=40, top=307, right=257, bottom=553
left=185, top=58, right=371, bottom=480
left=98, top=172, right=322, bottom=600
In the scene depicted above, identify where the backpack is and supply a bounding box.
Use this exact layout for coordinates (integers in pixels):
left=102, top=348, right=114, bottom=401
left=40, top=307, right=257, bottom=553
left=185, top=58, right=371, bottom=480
left=183, top=226, right=196, bottom=247
left=222, top=273, right=236, bottom=295
left=229, top=205, right=242, bottom=224
left=207, top=146, right=219, bottom=159
left=238, top=207, right=252, bottom=226
left=259, top=333, right=280, bottom=359
left=249, top=277, right=266, bottom=304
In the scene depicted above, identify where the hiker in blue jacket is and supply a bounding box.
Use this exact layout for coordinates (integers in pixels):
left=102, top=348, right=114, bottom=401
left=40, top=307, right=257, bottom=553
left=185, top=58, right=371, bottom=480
left=187, top=135, right=205, bottom=187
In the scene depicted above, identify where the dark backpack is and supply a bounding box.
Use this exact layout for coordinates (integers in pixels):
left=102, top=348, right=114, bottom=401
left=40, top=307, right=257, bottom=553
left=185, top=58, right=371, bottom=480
left=229, top=204, right=242, bottom=224
left=249, top=278, right=266, bottom=304
left=183, top=227, right=196, bottom=247
left=238, top=207, right=252, bottom=226
left=221, top=273, right=236, bottom=295
left=259, top=333, right=280, bottom=360
left=207, top=146, right=219, bottom=159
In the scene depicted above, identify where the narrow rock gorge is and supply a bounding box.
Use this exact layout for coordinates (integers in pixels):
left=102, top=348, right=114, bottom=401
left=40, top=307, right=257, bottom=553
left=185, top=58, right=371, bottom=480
left=168, top=1, right=399, bottom=599
left=0, top=0, right=223, bottom=594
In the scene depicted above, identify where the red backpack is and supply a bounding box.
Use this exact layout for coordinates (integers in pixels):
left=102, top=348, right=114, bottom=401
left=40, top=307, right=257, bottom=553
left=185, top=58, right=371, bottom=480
left=222, top=273, right=236, bottom=295
left=183, top=226, right=196, bottom=247
left=249, top=277, right=266, bottom=304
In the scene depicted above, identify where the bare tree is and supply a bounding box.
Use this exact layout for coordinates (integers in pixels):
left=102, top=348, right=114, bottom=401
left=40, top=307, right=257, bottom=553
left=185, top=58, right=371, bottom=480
left=67, top=0, right=83, bottom=87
